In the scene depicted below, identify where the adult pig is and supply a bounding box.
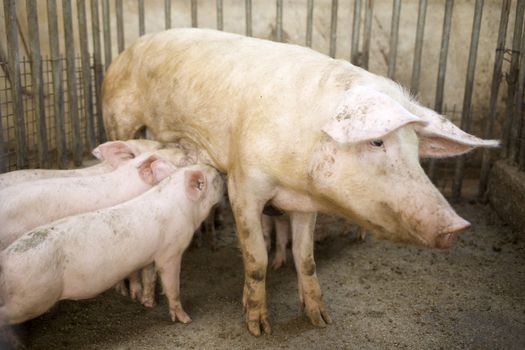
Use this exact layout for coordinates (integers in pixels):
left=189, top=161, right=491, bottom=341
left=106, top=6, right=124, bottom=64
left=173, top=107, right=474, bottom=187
left=0, top=149, right=188, bottom=250
left=0, top=163, right=223, bottom=325
left=0, top=139, right=164, bottom=191
left=102, top=28, right=498, bottom=336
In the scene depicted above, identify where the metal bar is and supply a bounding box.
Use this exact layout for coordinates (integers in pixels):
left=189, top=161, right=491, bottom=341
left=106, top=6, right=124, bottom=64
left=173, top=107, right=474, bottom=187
left=511, top=18, right=525, bottom=164
left=116, top=0, right=125, bottom=52
left=165, top=0, right=171, bottom=29
left=410, top=0, right=427, bottom=95
left=191, top=0, right=198, bottom=28
left=216, top=0, right=223, bottom=30
left=276, top=0, right=283, bottom=42
left=139, top=0, right=145, bottom=36
left=4, top=0, right=27, bottom=169
left=63, top=0, right=83, bottom=166
left=15, top=16, right=30, bottom=58
left=387, top=0, right=401, bottom=79
left=245, top=0, right=252, bottom=36
left=78, top=0, right=96, bottom=151
left=502, top=0, right=525, bottom=155
left=102, top=0, right=112, bottom=69
left=329, top=0, right=338, bottom=58
left=26, top=0, right=49, bottom=168
left=362, top=0, right=373, bottom=70
left=351, top=0, right=362, bottom=65
left=91, top=0, right=106, bottom=143
left=452, top=0, right=484, bottom=201
left=0, top=94, right=6, bottom=173
left=47, top=0, right=67, bottom=169
left=306, top=0, right=314, bottom=47
left=479, top=0, right=511, bottom=195
left=428, top=0, right=453, bottom=181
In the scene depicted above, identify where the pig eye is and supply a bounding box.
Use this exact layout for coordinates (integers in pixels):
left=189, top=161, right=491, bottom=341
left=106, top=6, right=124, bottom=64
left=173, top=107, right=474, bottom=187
left=370, top=139, right=384, bottom=147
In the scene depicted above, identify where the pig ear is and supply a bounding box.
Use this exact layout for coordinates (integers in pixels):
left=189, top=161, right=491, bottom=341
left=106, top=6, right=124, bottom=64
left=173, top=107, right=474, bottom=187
left=321, top=88, right=427, bottom=144
left=150, top=159, right=177, bottom=183
left=92, top=141, right=137, bottom=167
left=415, top=110, right=499, bottom=158
left=137, top=155, right=160, bottom=185
left=184, top=170, right=206, bottom=202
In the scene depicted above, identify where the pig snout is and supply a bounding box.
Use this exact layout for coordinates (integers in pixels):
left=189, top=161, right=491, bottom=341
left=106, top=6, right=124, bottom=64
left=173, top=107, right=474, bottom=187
left=433, top=216, right=470, bottom=249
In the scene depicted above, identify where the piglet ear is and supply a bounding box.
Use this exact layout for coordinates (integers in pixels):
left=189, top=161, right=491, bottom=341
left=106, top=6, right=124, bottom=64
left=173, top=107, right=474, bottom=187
left=321, top=87, right=427, bottom=144
left=150, top=159, right=177, bottom=183
left=415, top=109, right=499, bottom=158
left=184, top=170, right=206, bottom=202
left=137, top=155, right=160, bottom=185
left=92, top=141, right=137, bottom=167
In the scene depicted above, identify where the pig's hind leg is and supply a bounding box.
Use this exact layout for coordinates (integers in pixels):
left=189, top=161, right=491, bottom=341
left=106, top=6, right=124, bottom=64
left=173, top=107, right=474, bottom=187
left=140, top=263, right=157, bottom=308
left=290, top=211, right=332, bottom=327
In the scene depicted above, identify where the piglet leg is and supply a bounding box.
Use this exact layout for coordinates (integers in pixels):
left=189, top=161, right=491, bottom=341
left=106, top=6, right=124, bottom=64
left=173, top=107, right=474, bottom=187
left=140, top=263, right=157, bottom=308
left=157, top=255, right=191, bottom=324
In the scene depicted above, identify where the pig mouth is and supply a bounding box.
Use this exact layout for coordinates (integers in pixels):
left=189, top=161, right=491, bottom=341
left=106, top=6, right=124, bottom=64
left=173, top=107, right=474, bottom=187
left=433, top=220, right=471, bottom=249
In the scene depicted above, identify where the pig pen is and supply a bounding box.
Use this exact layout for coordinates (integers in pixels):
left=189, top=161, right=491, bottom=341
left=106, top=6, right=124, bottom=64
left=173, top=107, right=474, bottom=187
left=1, top=0, right=525, bottom=349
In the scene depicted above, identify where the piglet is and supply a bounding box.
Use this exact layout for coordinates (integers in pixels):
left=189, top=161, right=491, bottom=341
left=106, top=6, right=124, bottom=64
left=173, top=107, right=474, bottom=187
left=0, top=149, right=187, bottom=250
left=0, top=140, right=164, bottom=191
left=0, top=163, right=224, bottom=325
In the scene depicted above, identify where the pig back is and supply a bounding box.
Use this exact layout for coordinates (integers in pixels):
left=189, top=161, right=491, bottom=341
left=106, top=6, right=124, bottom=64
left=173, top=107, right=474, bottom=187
left=103, top=28, right=356, bottom=173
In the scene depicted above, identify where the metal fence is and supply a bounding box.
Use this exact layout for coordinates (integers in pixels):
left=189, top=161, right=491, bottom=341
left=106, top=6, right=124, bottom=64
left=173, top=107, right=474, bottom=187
left=1, top=0, right=524, bottom=201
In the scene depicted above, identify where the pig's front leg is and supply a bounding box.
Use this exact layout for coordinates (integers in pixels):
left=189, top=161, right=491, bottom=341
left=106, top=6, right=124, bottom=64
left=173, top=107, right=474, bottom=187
left=290, top=211, right=332, bottom=327
left=228, top=176, right=271, bottom=337
left=156, top=254, right=191, bottom=323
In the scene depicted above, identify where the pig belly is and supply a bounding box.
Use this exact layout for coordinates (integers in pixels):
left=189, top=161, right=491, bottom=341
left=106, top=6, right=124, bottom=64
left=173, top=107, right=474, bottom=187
left=59, top=216, right=159, bottom=300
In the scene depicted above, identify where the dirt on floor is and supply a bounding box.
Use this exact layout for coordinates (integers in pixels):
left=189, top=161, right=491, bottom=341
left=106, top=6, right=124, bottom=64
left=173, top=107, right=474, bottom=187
left=5, top=201, right=525, bottom=349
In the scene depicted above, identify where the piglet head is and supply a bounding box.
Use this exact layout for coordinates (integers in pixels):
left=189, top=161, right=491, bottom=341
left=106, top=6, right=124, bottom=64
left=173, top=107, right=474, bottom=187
left=138, top=155, right=177, bottom=185
left=92, top=140, right=139, bottom=168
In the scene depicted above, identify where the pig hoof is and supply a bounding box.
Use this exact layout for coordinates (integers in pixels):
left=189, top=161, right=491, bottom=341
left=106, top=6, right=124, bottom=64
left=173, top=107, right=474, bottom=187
left=271, top=256, right=285, bottom=270
left=170, top=307, right=192, bottom=324
left=114, top=281, right=129, bottom=297
left=141, top=296, right=156, bottom=308
left=246, top=316, right=271, bottom=337
left=305, top=304, right=333, bottom=327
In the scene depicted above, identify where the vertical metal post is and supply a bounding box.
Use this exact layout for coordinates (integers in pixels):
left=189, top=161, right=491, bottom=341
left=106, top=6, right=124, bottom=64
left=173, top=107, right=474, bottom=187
left=511, top=21, right=525, bottom=164
left=246, top=0, right=252, bottom=37
left=165, top=0, right=172, bottom=29
left=351, top=0, right=362, bottom=65
left=77, top=0, right=96, bottom=151
left=26, top=0, right=49, bottom=168
left=388, top=0, right=401, bottom=79
left=116, top=0, right=125, bottom=52
left=138, top=0, right=145, bottom=36
left=4, top=0, right=27, bottom=169
left=428, top=0, right=453, bottom=181
left=479, top=0, right=511, bottom=195
left=191, top=0, right=198, bottom=28
left=216, top=0, right=223, bottom=31
left=502, top=0, right=525, bottom=155
left=276, top=0, right=283, bottom=42
left=329, top=0, right=338, bottom=58
left=91, top=0, right=106, bottom=143
left=102, top=0, right=112, bottom=69
left=63, top=0, right=83, bottom=165
left=0, top=105, right=5, bottom=173
left=452, top=0, right=484, bottom=201
left=47, top=0, right=67, bottom=168
left=362, top=0, right=373, bottom=70
left=411, top=0, right=427, bottom=95
left=306, top=0, right=314, bottom=47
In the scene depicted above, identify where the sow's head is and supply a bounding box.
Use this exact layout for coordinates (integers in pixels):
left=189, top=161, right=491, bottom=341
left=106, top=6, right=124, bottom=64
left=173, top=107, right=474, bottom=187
left=309, top=86, right=498, bottom=249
